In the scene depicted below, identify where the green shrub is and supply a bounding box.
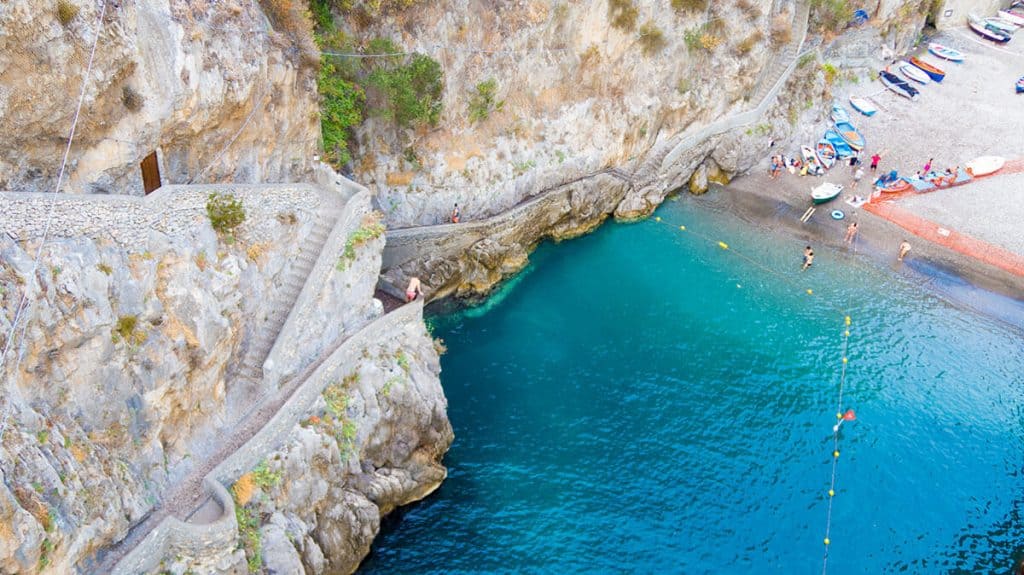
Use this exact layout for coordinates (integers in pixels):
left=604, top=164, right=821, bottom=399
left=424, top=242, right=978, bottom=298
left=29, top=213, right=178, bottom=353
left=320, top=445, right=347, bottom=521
left=468, top=79, right=503, bottom=123
left=822, top=62, right=839, bottom=84
left=319, top=60, right=365, bottom=167
left=810, top=0, right=854, bottom=33
left=251, top=461, right=282, bottom=490
left=234, top=503, right=262, bottom=572
left=336, top=213, right=385, bottom=271
left=608, top=0, right=638, bottom=30
left=96, top=263, right=112, bottom=275
left=368, top=51, right=444, bottom=128
left=205, top=193, right=246, bottom=235
left=671, top=0, right=707, bottom=11
left=638, top=22, right=666, bottom=56
left=56, top=0, right=78, bottom=26
left=113, top=315, right=147, bottom=346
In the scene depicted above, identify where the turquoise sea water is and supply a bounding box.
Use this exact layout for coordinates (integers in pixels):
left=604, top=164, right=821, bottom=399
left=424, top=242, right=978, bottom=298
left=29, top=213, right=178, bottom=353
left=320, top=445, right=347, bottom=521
left=361, top=196, right=1024, bottom=574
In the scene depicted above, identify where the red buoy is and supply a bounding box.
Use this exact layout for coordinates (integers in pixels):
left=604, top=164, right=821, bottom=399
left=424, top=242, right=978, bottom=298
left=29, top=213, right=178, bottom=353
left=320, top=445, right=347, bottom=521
left=842, top=409, right=857, bottom=421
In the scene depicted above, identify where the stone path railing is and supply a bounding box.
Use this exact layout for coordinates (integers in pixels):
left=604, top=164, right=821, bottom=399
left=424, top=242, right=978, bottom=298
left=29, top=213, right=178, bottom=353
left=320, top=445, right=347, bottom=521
left=103, top=300, right=426, bottom=575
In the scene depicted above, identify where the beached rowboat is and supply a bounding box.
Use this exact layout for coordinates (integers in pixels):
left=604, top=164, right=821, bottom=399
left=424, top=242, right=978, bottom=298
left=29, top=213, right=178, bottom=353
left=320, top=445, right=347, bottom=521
left=833, top=120, right=866, bottom=151
left=928, top=43, right=964, bottom=62
left=899, top=63, right=931, bottom=85
left=999, top=9, right=1024, bottom=26
left=966, top=156, right=1005, bottom=176
left=830, top=102, right=851, bottom=124
left=848, top=96, right=877, bottom=116
left=879, top=70, right=920, bottom=100
left=815, top=139, right=837, bottom=169
left=909, top=57, right=946, bottom=82
left=1017, top=76, right=1024, bottom=93
left=823, top=129, right=854, bottom=158
left=811, top=182, right=843, bottom=204
left=984, top=17, right=1019, bottom=35
left=968, top=16, right=1011, bottom=43
left=801, top=146, right=825, bottom=176
left=878, top=178, right=912, bottom=194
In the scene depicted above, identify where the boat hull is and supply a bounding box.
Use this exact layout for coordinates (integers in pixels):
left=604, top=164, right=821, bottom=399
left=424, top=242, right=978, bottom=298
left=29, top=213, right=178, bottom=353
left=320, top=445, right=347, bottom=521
left=823, top=129, right=854, bottom=157
left=999, top=9, right=1024, bottom=26
left=848, top=96, right=877, bottom=116
left=833, top=121, right=865, bottom=151
left=928, top=42, right=964, bottom=62
left=811, top=183, right=843, bottom=204
left=966, top=156, right=1005, bottom=176
left=815, top=140, right=837, bottom=169
left=879, top=70, right=920, bottom=100
left=969, top=20, right=1011, bottom=42
left=909, top=57, right=945, bottom=82
left=899, top=64, right=930, bottom=85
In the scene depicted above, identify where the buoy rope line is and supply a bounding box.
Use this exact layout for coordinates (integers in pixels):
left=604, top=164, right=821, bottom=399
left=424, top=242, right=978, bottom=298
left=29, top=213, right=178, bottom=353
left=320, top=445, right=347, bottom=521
left=648, top=214, right=856, bottom=574
left=822, top=315, right=852, bottom=574
left=0, top=1, right=109, bottom=444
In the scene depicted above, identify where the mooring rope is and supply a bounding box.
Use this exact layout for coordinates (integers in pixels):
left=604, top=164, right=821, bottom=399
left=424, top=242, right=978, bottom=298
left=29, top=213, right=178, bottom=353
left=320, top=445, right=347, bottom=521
left=647, top=212, right=856, bottom=574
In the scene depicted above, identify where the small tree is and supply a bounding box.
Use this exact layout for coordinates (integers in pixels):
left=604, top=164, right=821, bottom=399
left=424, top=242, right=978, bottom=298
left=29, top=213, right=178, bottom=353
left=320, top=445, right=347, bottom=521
left=468, top=79, right=503, bottom=123
left=206, top=193, right=246, bottom=235
left=368, top=51, right=444, bottom=128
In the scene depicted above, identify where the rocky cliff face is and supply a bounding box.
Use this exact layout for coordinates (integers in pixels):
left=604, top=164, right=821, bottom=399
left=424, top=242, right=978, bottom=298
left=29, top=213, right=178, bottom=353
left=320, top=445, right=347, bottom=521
left=346, top=0, right=791, bottom=227
left=0, top=0, right=318, bottom=196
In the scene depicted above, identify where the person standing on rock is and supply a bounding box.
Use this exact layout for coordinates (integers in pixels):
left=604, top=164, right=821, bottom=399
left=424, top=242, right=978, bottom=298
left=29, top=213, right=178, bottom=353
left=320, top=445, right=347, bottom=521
left=406, top=277, right=424, bottom=302
left=450, top=203, right=461, bottom=224
left=898, top=240, right=912, bottom=262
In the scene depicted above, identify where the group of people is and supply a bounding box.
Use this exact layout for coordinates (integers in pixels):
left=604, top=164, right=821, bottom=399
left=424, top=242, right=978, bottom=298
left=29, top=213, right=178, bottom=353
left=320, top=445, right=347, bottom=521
left=801, top=225, right=912, bottom=271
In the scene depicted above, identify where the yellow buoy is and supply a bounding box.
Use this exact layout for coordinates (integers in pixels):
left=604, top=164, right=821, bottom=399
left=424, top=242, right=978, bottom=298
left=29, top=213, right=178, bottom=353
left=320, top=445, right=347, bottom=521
left=845, top=330, right=850, bottom=337
left=828, top=489, right=835, bottom=497
left=824, top=538, right=831, bottom=546
left=679, top=225, right=686, bottom=231
left=833, top=450, right=840, bottom=458
left=655, top=217, right=661, bottom=222
left=718, top=241, right=729, bottom=250
left=845, top=316, right=851, bottom=326
left=842, top=357, right=848, bottom=364
left=807, top=289, right=813, bottom=295
left=836, top=413, right=842, bottom=419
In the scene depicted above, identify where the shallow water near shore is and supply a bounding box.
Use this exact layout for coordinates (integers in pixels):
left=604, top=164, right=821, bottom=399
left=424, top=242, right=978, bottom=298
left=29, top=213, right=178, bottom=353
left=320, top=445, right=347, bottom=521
left=361, top=195, right=1024, bottom=574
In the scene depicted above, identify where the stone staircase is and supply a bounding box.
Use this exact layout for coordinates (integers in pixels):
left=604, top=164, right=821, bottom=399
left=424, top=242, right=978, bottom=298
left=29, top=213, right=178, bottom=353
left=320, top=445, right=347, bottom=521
left=234, top=214, right=337, bottom=383
left=631, top=0, right=811, bottom=188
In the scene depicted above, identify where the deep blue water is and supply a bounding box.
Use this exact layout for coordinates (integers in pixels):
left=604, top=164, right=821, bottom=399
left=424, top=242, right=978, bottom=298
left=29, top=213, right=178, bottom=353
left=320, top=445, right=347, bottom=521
left=361, top=196, right=1024, bottom=574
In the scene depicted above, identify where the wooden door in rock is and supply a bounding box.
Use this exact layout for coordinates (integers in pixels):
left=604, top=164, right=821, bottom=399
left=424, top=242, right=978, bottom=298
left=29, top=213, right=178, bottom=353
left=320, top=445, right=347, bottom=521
left=141, top=151, right=161, bottom=195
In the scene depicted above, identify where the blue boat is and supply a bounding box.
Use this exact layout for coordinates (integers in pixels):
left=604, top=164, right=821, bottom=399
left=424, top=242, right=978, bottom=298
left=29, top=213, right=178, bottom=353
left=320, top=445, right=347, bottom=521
left=830, top=101, right=851, bottom=124
left=832, top=120, right=866, bottom=151
left=848, top=96, right=877, bottom=116
left=823, top=129, right=854, bottom=158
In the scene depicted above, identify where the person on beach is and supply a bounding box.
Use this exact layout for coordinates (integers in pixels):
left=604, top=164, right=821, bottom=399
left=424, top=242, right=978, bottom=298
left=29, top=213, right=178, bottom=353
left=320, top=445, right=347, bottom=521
left=406, top=276, right=424, bottom=302
left=923, top=158, right=933, bottom=174
left=898, top=240, right=911, bottom=262
left=845, top=222, right=858, bottom=245
left=852, top=166, right=865, bottom=189
left=451, top=203, right=461, bottom=223
left=802, top=246, right=814, bottom=271
left=870, top=152, right=881, bottom=171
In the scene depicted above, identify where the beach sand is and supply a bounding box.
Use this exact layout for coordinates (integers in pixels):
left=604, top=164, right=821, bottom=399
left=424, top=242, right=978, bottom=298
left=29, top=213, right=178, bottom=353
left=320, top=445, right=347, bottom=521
left=724, top=26, right=1024, bottom=299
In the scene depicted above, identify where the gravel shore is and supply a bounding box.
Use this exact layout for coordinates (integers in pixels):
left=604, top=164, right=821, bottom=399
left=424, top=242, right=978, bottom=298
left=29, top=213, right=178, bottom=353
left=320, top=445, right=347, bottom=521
left=724, top=26, right=1024, bottom=299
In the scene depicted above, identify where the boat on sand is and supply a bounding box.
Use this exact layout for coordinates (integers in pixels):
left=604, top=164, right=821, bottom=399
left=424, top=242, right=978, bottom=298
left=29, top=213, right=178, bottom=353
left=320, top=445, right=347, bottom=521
left=966, top=156, right=1005, bottom=176
left=999, top=8, right=1024, bottom=26
left=968, top=15, right=1011, bottom=43
left=811, top=182, right=843, bottom=204
left=909, top=57, right=945, bottom=82
left=848, top=96, right=877, bottom=116
left=801, top=146, right=825, bottom=176
left=899, top=63, right=931, bottom=85
left=928, top=43, right=964, bottom=62
left=833, top=120, right=866, bottom=151
left=815, top=139, right=837, bottom=169
left=830, top=102, right=851, bottom=123
left=824, top=129, right=854, bottom=158
left=879, top=70, right=920, bottom=100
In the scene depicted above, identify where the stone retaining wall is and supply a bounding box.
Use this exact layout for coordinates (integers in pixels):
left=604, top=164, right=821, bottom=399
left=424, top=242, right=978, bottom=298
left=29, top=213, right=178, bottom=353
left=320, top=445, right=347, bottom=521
left=0, top=182, right=334, bottom=251
left=109, top=301, right=425, bottom=575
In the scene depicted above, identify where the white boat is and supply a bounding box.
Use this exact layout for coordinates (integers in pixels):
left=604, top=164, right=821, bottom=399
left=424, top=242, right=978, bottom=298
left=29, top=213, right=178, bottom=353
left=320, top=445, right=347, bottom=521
left=848, top=96, right=877, bottom=116
left=801, top=145, right=825, bottom=176
left=899, top=63, right=931, bottom=85
left=966, top=156, right=1005, bottom=176
left=811, top=182, right=844, bottom=204
left=999, top=9, right=1024, bottom=27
